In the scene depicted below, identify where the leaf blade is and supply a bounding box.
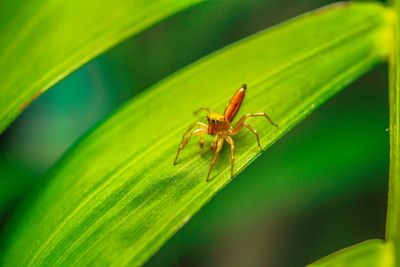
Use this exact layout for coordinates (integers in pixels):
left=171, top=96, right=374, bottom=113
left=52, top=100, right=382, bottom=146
left=386, top=2, right=400, bottom=264
left=0, top=3, right=392, bottom=266
left=307, top=239, right=393, bottom=267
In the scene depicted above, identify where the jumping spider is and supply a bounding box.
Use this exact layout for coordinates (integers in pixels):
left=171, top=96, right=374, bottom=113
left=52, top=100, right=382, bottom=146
left=174, top=84, right=278, bottom=181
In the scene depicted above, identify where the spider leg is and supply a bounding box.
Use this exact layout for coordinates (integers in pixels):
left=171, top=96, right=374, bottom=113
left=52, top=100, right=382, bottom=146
left=225, top=135, right=235, bottom=177
left=210, top=135, right=218, bottom=152
left=199, top=135, right=204, bottom=149
left=194, top=106, right=213, bottom=114
left=230, top=112, right=278, bottom=135
left=244, top=123, right=262, bottom=151
left=174, top=123, right=207, bottom=164
left=207, top=136, right=224, bottom=181
left=179, top=122, right=207, bottom=145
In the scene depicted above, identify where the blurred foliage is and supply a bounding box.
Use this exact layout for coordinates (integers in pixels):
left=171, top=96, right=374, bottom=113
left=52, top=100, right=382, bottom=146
left=0, top=0, right=202, bottom=133
left=0, top=0, right=393, bottom=266
left=0, top=0, right=202, bottom=215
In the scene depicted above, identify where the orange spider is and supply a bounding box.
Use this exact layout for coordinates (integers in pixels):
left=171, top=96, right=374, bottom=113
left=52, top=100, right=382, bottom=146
left=173, top=84, right=278, bottom=181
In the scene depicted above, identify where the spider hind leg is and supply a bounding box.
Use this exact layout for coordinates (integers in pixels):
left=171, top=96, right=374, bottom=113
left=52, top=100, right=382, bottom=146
left=225, top=136, right=235, bottom=177
left=244, top=123, right=262, bottom=151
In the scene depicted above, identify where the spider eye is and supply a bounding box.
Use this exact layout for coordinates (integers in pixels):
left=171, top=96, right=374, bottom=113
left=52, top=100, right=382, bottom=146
left=211, top=119, right=215, bottom=124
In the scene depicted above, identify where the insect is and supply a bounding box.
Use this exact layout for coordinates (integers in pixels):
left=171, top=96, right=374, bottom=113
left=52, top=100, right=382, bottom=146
left=173, top=84, right=278, bottom=181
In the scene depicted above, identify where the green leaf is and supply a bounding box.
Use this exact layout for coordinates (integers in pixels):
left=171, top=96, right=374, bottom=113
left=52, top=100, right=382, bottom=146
left=0, top=2, right=392, bottom=266
left=307, top=239, right=393, bottom=267
left=0, top=0, right=202, bottom=134
left=386, top=0, right=400, bottom=263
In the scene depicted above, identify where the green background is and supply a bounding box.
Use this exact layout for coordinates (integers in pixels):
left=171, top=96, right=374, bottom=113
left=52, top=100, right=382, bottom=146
left=0, top=0, right=389, bottom=266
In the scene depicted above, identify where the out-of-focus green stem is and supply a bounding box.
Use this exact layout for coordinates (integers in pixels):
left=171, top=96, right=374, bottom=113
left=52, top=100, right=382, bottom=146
left=386, top=1, right=400, bottom=264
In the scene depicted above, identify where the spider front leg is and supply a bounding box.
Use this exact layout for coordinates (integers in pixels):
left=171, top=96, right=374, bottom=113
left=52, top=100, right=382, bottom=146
left=194, top=106, right=213, bottom=114
left=207, top=136, right=224, bottom=181
left=225, top=135, right=235, bottom=177
left=174, top=122, right=207, bottom=165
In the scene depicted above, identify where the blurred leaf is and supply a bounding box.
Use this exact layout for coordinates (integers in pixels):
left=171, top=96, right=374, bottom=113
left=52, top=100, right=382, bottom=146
left=386, top=0, right=400, bottom=263
left=307, top=239, right=393, bottom=267
left=0, top=0, right=202, bottom=134
left=0, top=160, right=35, bottom=214
left=0, top=2, right=392, bottom=266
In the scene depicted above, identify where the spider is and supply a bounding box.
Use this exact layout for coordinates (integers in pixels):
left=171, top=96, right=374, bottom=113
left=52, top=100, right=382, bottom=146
left=173, top=84, right=278, bottom=181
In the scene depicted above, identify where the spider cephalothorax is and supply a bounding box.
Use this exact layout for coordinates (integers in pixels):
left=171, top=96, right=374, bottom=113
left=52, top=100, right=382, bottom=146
left=174, top=84, right=278, bottom=181
left=206, top=113, right=229, bottom=135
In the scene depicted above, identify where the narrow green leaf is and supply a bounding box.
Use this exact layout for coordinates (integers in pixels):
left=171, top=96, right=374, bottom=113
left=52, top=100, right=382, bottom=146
left=386, top=0, right=400, bottom=263
left=0, top=3, right=392, bottom=266
left=0, top=0, right=202, bottom=134
left=307, top=239, right=393, bottom=267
